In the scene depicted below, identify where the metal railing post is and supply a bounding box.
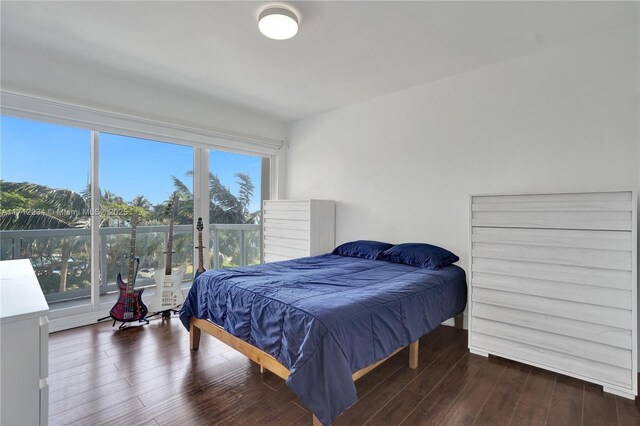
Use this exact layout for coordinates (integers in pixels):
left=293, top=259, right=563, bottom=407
left=260, top=227, right=264, bottom=265
left=100, top=236, right=108, bottom=296
left=14, top=237, right=21, bottom=260
left=212, top=225, right=220, bottom=269
left=240, top=229, right=246, bottom=266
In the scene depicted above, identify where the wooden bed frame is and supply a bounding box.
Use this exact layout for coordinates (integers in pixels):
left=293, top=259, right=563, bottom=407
left=189, top=314, right=463, bottom=425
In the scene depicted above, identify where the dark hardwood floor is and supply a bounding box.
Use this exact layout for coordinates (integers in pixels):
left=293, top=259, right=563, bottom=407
left=49, top=319, right=640, bottom=426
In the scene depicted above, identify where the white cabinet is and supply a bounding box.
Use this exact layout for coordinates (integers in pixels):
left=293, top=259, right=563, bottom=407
left=263, top=200, right=335, bottom=262
left=468, top=191, right=637, bottom=399
left=1, top=259, right=49, bottom=425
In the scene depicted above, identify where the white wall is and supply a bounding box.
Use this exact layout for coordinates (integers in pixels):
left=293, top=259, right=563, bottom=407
left=285, top=25, right=639, bottom=291
left=1, top=41, right=285, bottom=141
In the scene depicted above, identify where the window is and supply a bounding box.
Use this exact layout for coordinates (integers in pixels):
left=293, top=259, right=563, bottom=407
left=0, top=116, right=92, bottom=308
left=0, top=112, right=276, bottom=326
left=99, top=134, right=194, bottom=306
left=208, top=150, right=268, bottom=269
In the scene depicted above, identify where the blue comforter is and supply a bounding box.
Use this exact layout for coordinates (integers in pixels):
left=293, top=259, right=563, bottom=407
left=179, top=254, right=466, bottom=425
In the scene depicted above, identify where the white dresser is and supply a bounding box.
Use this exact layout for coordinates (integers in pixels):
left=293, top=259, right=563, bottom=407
left=1, top=259, right=50, bottom=425
left=469, top=191, right=637, bottom=399
left=263, top=199, right=335, bottom=262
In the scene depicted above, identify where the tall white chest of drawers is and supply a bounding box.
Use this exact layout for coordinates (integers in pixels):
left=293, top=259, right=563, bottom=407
left=469, top=191, right=637, bottom=399
left=1, top=259, right=50, bottom=425
left=263, top=200, right=335, bottom=262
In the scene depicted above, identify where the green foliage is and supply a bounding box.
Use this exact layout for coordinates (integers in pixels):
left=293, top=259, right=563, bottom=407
left=0, top=181, right=89, bottom=229
left=236, top=172, right=254, bottom=215
left=0, top=189, right=32, bottom=211
left=1, top=181, right=88, bottom=220
left=1, top=169, right=259, bottom=299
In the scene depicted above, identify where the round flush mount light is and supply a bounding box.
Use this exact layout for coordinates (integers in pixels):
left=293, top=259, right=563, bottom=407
left=258, top=4, right=299, bottom=40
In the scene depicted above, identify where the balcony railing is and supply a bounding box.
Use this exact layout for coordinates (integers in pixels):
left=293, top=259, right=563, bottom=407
left=0, top=223, right=261, bottom=306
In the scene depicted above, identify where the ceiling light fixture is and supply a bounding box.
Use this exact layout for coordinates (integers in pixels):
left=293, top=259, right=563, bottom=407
left=258, top=4, right=299, bottom=40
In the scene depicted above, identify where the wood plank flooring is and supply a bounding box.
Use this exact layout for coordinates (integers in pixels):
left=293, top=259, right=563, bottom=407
left=49, top=319, right=640, bottom=426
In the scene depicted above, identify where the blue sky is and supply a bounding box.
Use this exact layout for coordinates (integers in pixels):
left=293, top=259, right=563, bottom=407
left=1, top=115, right=263, bottom=213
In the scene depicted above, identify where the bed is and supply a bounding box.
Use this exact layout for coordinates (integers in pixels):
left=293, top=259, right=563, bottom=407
left=179, top=250, right=467, bottom=425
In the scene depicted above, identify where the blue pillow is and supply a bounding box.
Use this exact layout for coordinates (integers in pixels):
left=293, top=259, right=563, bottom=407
left=377, top=243, right=459, bottom=270
left=332, top=240, right=394, bottom=260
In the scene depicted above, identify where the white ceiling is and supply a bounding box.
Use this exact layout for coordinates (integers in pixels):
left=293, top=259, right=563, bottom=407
left=1, top=1, right=638, bottom=123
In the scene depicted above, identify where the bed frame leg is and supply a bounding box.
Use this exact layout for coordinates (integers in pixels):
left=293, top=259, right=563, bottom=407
left=312, top=414, right=322, bottom=426
left=454, top=314, right=464, bottom=329
left=409, top=340, right=419, bottom=369
left=190, top=321, right=201, bottom=351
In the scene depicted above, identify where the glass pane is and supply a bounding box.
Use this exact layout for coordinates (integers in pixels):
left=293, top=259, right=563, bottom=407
left=208, top=150, right=265, bottom=269
left=0, top=116, right=92, bottom=310
left=99, top=134, right=193, bottom=310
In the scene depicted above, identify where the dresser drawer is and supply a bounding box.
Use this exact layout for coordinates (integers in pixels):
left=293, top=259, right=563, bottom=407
left=264, top=251, right=296, bottom=263
left=264, top=235, right=310, bottom=251
left=263, top=225, right=310, bottom=240
left=263, top=217, right=310, bottom=231
left=264, top=244, right=308, bottom=260
left=264, top=200, right=310, bottom=211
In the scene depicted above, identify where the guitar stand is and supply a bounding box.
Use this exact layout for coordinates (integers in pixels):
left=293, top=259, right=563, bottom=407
left=146, top=309, right=180, bottom=321
left=97, top=315, right=150, bottom=329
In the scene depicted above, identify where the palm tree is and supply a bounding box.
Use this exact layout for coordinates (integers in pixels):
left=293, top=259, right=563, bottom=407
left=172, top=171, right=255, bottom=225
left=171, top=171, right=258, bottom=266
left=130, top=195, right=152, bottom=210
left=236, top=172, right=255, bottom=218
left=170, top=178, right=194, bottom=224
left=0, top=182, right=90, bottom=293
left=101, top=190, right=124, bottom=205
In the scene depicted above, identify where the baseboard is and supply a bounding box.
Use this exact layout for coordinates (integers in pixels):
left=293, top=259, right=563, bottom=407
left=53, top=308, right=468, bottom=333
left=603, top=385, right=637, bottom=400
left=49, top=308, right=112, bottom=332
left=469, top=347, right=490, bottom=357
